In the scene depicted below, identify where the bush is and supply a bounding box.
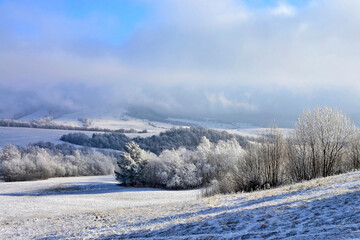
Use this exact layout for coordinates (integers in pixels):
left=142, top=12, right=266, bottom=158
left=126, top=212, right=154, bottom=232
left=0, top=144, right=116, bottom=182
left=141, top=137, right=245, bottom=190
left=288, top=106, right=355, bottom=181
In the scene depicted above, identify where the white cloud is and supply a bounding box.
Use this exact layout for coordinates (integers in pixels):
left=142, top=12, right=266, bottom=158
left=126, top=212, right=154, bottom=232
left=2, top=0, right=360, bottom=125
left=205, top=92, right=258, bottom=111
left=270, top=3, right=296, bottom=17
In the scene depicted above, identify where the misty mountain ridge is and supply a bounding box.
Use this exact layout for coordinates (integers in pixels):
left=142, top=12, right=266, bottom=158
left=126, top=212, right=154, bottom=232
left=0, top=106, right=266, bottom=130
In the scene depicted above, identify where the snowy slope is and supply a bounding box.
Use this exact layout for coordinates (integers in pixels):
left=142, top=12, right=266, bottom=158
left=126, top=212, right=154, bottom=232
left=167, top=117, right=258, bottom=129
left=221, top=128, right=292, bottom=138
left=167, top=117, right=293, bottom=138
left=0, top=127, right=95, bottom=147
left=1, top=172, right=359, bottom=239
left=1, top=108, right=294, bottom=145
left=0, top=117, right=173, bottom=147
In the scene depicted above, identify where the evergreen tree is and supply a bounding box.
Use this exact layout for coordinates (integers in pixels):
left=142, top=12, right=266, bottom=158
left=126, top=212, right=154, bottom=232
left=115, top=142, right=147, bottom=186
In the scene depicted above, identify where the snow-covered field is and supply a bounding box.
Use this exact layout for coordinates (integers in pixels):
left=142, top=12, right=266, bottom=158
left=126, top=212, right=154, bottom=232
left=0, top=120, right=170, bottom=148
left=1, top=172, right=359, bottom=239
left=0, top=113, right=177, bottom=147
left=167, top=118, right=258, bottom=129
left=80, top=119, right=173, bottom=133
left=224, top=128, right=293, bottom=138
left=0, top=121, right=284, bottom=149
left=0, top=127, right=96, bottom=147
left=0, top=108, right=295, bottom=149
left=3, top=108, right=175, bottom=133
left=167, top=117, right=293, bottom=138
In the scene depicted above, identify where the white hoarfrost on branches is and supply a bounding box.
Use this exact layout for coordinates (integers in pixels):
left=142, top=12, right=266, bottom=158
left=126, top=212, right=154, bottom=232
left=142, top=137, right=245, bottom=190
left=0, top=144, right=115, bottom=182
left=349, top=129, right=360, bottom=170
left=2, top=106, right=359, bottom=198
left=289, top=106, right=355, bottom=181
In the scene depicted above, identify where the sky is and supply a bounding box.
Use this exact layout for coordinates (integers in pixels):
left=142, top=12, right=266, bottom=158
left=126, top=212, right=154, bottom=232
left=1, top=0, right=360, bottom=127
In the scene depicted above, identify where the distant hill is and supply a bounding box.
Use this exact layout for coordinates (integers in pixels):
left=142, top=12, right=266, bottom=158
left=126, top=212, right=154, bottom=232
left=60, top=126, right=248, bottom=155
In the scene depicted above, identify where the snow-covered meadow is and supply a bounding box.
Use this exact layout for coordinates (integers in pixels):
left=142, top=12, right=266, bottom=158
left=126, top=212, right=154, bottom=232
left=0, top=117, right=171, bottom=148
left=0, top=127, right=94, bottom=147
left=1, top=108, right=359, bottom=239
left=1, top=171, right=359, bottom=239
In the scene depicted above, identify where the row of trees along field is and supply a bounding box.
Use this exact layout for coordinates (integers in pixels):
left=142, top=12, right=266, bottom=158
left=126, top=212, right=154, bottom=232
left=115, top=106, right=360, bottom=195
left=0, top=143, right=116, bottom=181
left=60, top=126, right=247, bottom=155
left=0, top=118, right=147, bottom=133
left=2, top=106, right=359, bottom=195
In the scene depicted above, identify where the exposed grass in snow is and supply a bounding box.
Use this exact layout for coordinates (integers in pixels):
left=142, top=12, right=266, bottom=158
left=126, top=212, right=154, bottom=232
left=1, top=172, right=360, bottom=239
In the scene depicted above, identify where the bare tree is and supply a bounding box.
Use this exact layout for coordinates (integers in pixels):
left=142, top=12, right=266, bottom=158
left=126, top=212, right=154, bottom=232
left=243, top=125, right=286, bottom=190
left=243, top=142, right=264, bottom=191
left=289, top=110, right=320, bottom=180
left=289, top=106, right=355, bottom=180
left=259, top=125, right=286, bottom=187
left=349, top=130, right=360, bottom=170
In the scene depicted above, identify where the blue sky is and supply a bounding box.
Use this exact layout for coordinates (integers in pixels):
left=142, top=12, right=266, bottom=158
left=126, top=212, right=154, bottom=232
left=1, top=0, right=311, bottom=46
left=0, top=0, right=148, bottom=45
left=1, top=0, right=360, bottom=126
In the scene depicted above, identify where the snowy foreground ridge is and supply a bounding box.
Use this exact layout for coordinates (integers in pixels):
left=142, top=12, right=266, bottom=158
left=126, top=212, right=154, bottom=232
left=1, top=172, right=360, bottom=239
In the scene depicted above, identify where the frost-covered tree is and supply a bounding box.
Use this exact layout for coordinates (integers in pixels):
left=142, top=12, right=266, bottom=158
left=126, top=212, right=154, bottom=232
left=0, top=148, right=3, bottom=178
left=241, top=125, right=285, bottom=191
left=259, top=126, right=285, bottom=187
left=60, top=126, right=247, bottom=154
left=144, top=137, right=246, bottom=191
left=349, top=130, right=360, bottom=170
left=149, top=147, right=201, bottom=189
left=288, top=106, right=355, bottom=180
left=0, top=143, right=115, bottom=182
left=1, top=144, right=21, bottom=162
left=115, top=142, right=148, bottom=186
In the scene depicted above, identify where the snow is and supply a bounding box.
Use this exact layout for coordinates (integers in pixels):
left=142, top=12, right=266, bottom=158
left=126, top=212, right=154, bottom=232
left=166, top=117, right=293, bottom=138
left=1, top=108, right=175, bottom=135
left=0, top=111, right=178, bottom=148
left=1, top=109, right=295, bottom=143
left=34, top=108, right=175, bottom=133
left=76, top=118, right=173, bottom=133
left=1, top=171, right=359, bottom=239
left=16, top=109, right=50, bottom=121
left=0, top=119, right=171, bottom=148
left=55, top=110, right=175, bottom=133
left=54, top=108, right=128, bottom=121
left=226, top=128, right=293, bottom=138
left=0, top=127, right=95, bottom=147
left=167, top=117, right=259, bottom=129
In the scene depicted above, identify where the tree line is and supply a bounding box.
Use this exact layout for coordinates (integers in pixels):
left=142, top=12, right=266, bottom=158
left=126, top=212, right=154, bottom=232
left=3, top=106, right=360, bottom=195
left=0, top=142, right=116, bottom=182
left=0, top=118, right=147, bottom=133
left=60, top=126, right=248, bottom=155
left=115, top=106, right=360, bottom=195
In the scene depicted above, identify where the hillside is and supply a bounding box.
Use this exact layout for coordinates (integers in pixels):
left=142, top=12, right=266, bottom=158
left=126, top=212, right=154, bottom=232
left=1, top=171, right=359, bottom=239
left=60, top=126, right=248, bottom=154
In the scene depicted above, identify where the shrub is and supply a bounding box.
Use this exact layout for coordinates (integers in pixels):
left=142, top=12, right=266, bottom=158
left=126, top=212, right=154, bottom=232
left=0, top=144, right=115, bottom=182
left=288, top=106, right=355, bottom=181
